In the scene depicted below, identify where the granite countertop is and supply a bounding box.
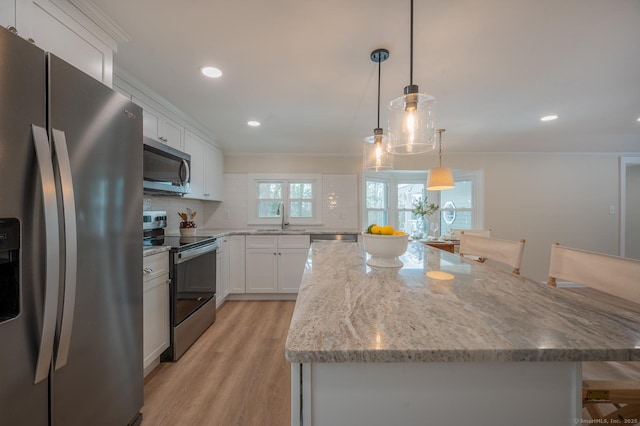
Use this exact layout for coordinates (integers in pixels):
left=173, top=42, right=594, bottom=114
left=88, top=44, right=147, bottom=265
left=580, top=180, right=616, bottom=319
left=197, top=228, right=361, bottom=237
left=143, top=246, right=171, bottom=257
left=285, top=241, right=640, bottom=363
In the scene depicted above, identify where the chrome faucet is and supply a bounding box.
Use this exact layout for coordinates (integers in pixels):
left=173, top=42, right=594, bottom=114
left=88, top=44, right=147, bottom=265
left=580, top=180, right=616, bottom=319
left=276, top=201, right=289, bottom=230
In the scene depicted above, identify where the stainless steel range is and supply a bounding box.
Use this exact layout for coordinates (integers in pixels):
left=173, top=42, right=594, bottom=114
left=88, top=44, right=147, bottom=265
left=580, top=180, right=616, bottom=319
left=143, top=211, right=218, bottom=361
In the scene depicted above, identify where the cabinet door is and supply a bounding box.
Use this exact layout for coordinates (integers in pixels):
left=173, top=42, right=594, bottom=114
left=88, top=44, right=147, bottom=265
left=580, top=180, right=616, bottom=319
left=204, top=143, right=223, bottom=200
left=278, top=249, right=309, bottom=293
left=183, top=130, right=205, bottom=198
left=245, top=249, right=278, bottom=293
left=133, top=97, right=160, bottom=140
left=222, top=238, right=230, bottom=298
left=161, top=116, right=184, bottom=151
left=229, top=235, right=246, bottom=293
left=143, top=274, right=170, bottom=373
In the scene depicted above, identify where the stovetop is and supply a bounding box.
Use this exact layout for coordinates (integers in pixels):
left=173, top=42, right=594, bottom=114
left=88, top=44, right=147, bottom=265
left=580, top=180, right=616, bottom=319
left=143, top=232, right=217, bottom=251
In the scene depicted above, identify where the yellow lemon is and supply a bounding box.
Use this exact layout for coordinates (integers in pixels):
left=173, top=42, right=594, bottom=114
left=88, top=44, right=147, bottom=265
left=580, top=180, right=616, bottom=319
left=370, top=225, right=382, bottom=234
left=393, top=231, right=406, bottom=236
left=381, top=225, right=395, bottom=235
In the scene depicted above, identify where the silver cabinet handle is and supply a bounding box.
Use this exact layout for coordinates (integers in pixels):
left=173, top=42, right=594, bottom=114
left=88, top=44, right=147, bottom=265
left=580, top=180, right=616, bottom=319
left=51, top=129, right=77, bottom=371
left=32, top=125, right=60, bottom=384
left=143, top=267, right=153, bottom=274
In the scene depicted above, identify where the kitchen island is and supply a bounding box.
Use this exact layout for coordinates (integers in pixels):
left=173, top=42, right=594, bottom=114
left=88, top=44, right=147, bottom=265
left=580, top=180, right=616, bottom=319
left=285, top=241, right=640, bottom=426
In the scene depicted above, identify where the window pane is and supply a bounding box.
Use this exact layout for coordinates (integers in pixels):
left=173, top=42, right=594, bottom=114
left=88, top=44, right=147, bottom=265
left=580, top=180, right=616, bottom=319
left=367, top=211, right=386, bottom=227
left=290, top=201, right=312, bottom=217
left=397, top=183, right=424, bottom=209
left=258, top=201, right=280, bottom=218
left=366, top=181, right=386, bottom=209
left=290, top=183, right=313, bottom=199
left=258, top=182, right=281, bottom=199
left=441, top=210, right=472, bottom=235
left=397, top=211, right=415, bottom=233
left=439, top=180, right=472, bottom=208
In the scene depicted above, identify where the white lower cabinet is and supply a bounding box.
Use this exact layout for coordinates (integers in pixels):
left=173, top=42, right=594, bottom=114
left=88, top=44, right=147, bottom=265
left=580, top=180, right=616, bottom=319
left=143, top=251, right=170, bottom=377
left=229, top=235, right=246, bottom=293
left=216, top=236, right=230, bottom=305
left=245, top=235, right=310, bottom=293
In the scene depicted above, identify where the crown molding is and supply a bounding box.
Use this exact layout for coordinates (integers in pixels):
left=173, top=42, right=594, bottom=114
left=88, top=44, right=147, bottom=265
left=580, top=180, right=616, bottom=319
left=67, top=0, right=130, bottom=44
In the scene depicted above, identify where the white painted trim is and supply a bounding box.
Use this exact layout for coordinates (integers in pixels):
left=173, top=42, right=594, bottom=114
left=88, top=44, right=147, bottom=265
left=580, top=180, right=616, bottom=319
left=247, top=174, right=323, bottom=226
left=113, top=67, right=220, bottom=146
left=66, top=0, right=130, bottom=44
left=620, top=156, right=640, bottom=257
left=47, top=0, right=118, bottom=50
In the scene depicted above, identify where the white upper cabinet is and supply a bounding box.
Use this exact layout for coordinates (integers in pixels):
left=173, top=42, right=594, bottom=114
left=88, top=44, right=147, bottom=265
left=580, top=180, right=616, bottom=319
left=183, top=129, right=223, bottom=201
left=1, top=0, right=118, bottom=86
left=204, top=143, right=223, bottom=201
left=133, top=96, right=184, bottom=151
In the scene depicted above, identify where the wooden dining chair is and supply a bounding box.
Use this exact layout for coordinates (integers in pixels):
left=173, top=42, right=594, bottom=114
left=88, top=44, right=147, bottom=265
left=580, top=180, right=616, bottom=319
left=458, top=232, right=526, bottom=275
left=547, top=243, right=640, bottom=420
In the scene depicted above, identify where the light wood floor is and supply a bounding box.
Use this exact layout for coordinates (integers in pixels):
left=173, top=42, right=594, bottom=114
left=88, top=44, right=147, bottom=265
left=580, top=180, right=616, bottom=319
left=141, top=300, right=296, bottom=426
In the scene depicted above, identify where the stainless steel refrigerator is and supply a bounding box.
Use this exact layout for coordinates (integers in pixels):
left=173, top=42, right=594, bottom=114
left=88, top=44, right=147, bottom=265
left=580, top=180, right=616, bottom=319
left=0, top=27, right=143, bottom=425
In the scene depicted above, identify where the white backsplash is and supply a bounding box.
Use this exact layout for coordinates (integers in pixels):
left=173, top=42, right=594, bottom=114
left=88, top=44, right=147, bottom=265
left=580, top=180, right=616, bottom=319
left=143, top=195, right=210, bottom=234
left=201, top=173, right=359, bottom=230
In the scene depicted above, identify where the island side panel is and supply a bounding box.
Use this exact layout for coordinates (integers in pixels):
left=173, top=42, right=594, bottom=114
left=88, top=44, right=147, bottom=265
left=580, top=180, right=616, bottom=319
left=300, top=361, right=581, bottom=426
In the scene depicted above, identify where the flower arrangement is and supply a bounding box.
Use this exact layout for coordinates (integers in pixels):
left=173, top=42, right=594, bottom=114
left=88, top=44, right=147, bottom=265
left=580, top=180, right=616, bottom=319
left=411, top=197, right=439, bottom=217
left=178, top=208, right=197, bottom=229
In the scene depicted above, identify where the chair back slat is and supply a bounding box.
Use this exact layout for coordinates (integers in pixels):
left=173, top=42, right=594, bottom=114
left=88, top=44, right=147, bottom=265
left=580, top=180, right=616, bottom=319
left=459, top=234, right=526, bottom=274
left=548, top=244, right=640, bottom=305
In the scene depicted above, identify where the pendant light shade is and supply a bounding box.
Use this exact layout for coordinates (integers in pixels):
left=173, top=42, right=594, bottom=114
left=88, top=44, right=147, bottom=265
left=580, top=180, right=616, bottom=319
left=427, top=129, right=455, bottom=190
left=364, top=49, right=393, bottom=172
left=387, top=0, right=436, bottom=155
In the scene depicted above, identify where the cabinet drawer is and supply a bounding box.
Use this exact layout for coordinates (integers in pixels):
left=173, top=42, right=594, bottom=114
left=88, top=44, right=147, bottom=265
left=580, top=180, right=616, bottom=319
left=246, top=235, right=278, bottom=249
left=278, top=235, right=310, bottom=249
left=143, top=252, right=169, bottom=282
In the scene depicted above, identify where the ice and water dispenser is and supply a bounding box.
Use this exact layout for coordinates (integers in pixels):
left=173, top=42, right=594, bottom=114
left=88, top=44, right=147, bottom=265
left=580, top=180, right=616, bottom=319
left=0, top=218, right=19, bottom=322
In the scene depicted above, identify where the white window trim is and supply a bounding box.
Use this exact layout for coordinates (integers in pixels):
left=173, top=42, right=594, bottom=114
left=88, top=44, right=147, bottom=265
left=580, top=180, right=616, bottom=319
left=362, top=170, right=484, bottom=230
left=247, top=173, right=323, bottom=226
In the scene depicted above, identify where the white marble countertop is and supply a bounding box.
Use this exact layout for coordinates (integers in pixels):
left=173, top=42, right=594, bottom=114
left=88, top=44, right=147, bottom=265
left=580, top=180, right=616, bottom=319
left=285, top=241, right=640, bottom=363
left=143, top=245, right=171, bottom=257
left=194, top=228, right=361, bottom=238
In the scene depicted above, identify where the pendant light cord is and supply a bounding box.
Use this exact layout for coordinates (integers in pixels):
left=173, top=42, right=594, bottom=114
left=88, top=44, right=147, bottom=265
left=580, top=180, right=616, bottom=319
left=410, top=0, right=414, bottom=86
left=438, top=132, right=442, bottom=167
left=377, top=57, right=381, bottom=128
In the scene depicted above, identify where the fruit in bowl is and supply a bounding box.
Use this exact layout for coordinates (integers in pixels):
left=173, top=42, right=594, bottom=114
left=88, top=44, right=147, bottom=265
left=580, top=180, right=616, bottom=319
left=362, top=224, right=409, bottom=268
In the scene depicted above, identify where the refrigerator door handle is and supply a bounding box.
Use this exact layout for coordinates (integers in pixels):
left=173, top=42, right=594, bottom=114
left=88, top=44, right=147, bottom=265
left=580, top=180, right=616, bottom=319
left=31, top=125, right=61, bottom=384
left=51, top=129, right=77, bottom=370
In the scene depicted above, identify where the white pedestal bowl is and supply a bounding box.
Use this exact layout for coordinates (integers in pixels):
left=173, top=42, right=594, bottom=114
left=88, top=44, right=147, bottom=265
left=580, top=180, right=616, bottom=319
left=362, top=232, right=409, bottom=268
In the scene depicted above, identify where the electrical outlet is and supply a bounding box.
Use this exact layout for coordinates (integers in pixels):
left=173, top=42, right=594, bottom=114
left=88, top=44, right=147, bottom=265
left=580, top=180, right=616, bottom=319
left=609, top=205, right=615, bottom=215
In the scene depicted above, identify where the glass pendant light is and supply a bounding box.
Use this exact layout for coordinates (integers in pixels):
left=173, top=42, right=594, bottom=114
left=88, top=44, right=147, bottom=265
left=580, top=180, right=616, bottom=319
left=364, top=48, right=393, bottom=172
left=387, top=0, right=436, bottom=155
left=427, top=129, right=454, bottom=190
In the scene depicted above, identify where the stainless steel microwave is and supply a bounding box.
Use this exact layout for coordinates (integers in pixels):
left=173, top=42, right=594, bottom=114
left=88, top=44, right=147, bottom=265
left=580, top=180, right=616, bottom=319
left=143, top=137, right=191, bottom=195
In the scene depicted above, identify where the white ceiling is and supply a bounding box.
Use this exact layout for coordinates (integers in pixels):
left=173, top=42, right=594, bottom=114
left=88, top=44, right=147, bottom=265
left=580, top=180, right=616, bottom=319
left=89, top=0, right=640, bottom=156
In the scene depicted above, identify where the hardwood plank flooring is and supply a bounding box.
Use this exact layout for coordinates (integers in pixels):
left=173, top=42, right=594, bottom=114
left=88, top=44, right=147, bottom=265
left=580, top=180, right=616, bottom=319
left=141, top=301, right=295, bottom=426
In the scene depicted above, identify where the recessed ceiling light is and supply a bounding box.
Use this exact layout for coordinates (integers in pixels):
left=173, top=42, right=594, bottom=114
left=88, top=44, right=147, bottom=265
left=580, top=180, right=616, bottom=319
left=247, top=121, right=261, bottom=127
left=540, top=115, right=558, bottom=121
left=201, top=66, right=222, bottom=78
left=637, top=117, right=640, bottom=122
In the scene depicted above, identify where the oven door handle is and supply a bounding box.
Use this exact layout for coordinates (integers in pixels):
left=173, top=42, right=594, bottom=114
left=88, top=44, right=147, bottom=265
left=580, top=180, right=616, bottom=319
left=175, top=243, right=218, bottom=264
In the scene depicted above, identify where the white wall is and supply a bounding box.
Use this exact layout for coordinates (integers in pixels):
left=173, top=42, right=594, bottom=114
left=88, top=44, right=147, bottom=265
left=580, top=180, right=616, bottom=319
left=150, top=152, right=625, bottom=282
